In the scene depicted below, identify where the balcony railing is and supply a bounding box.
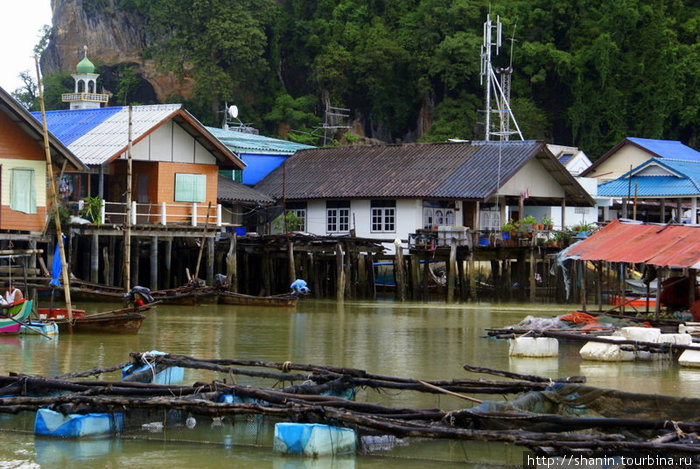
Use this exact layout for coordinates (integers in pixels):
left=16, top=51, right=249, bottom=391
left=61, top=92, right=110, bottom=103
left=71, top=200, right=222, bottom=227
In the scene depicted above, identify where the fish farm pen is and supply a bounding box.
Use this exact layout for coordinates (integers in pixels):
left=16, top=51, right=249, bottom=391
left=0, top=352, right=698, bottom=462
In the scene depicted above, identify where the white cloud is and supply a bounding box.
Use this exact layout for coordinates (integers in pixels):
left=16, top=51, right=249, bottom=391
left=0, top=0, right=52, bottom=93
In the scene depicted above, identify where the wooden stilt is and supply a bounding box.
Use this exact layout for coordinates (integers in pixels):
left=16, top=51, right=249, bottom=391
left=580, top=261, right=587, bottom=312
left=164, top=238, right=172, bottom=289
left=227, top=234, right=237, bottom=291
left=102, top=246, right=109, bottom=287
left=287, top=239, right=295, bottom=285
left=336, top=243, right=345, bottom=302
left=108, top=236, right=115, bottom=286
left=261, top=249, right=271, bottom=296
left=343, top=243, right=351, bottom=299
left=206, top=237, right=215, bottom=286
left=131, top=238, right=139, bottom=288
left=529, top=247, right=536, bottom=303
left=504, top=260, right=512, bottom=302
left=447, top=239, right=457, bottom=303
left=150, top=236, right=158, bottom=290
left=394, top=241, right=406, bottom=301
left=468, top=252, right=476, bottom=300
left=358, top=253, right=367, bottom=298
left=90, top=233, right=99, bottom=283
left=597, top=261, right=603, bottom=311
left=655, top=268, right=663, bottom=319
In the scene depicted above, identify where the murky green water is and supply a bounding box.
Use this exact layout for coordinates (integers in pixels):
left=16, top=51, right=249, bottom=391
left=0, top=299, right=697, bottom=468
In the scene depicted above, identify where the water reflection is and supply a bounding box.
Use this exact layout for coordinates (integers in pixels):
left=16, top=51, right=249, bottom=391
left=0, top=299, right=696, bottom=468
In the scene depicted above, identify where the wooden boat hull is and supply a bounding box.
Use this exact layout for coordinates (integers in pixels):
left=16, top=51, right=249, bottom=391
left=152, top=288, right=218, bottom=305
left=55, top=312, right=145, bottom=334
left=608, top=295, right=657, bottom=308
left=0, top=300, right=32, bottom=334
left=218, top=291, right=297, bottom=307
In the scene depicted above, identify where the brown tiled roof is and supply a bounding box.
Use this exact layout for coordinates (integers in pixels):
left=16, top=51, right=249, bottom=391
left=255, top=141, right=593, bottom=206
left=218, top=176, right=274, bottom=204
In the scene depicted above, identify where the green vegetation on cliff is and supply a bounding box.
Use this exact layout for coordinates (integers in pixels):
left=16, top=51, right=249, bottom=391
left=52, top=1, right=700, bottom=156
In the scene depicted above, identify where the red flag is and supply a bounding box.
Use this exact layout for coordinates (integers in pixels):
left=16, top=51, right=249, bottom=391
left=522, top=188, right=530, bottom=199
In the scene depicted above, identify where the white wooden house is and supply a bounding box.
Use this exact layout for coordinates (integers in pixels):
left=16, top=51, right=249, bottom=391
left=255, top=141, right=594, bottom=246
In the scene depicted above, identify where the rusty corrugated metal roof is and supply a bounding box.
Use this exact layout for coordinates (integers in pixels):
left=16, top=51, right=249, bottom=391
left=566, top=219, right=700, bottom=268
left=255, top=140, right=593, bottom=205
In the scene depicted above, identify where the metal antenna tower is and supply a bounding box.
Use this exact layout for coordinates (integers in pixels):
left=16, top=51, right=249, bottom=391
left=480, top=14, right=523, bottom=141
left=321, top=102, right=351, bottom=145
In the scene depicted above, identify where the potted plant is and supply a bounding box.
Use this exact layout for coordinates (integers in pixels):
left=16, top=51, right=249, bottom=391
left=501, top=220, right=515, bottom=239
left=522, top=215, right=538, bottom=232
left=541, top=216, right=553, bottom=230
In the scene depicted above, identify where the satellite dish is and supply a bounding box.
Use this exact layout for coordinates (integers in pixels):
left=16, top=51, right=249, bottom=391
left=228, top=105, right=238, bottom=119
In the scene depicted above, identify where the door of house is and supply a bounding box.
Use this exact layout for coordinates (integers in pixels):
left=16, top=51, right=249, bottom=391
left=137, top=174, right=149, bottom=223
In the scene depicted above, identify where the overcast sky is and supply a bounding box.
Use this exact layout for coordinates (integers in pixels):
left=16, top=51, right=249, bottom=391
left=0, top=0, right=52, bottom=93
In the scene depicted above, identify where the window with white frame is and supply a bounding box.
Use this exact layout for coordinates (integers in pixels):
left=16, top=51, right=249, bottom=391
left=326, top=201, right=350, bottom=233
left=174, top=173, right=206, bottom=202
left=286, top=202, right=307, bottom=231
left=10, top=168, right=36, bottom=214
left=423, top=200, right=455, bottom=228
left=371, top=200, right=395, bottom=232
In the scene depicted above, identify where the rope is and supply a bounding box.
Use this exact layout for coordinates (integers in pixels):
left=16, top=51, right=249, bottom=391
left=281, top=361, right=292, bottom=373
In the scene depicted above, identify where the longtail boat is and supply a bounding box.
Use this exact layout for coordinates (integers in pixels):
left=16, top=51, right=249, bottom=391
left=0, top=300, right=33, bottom=334
left=218, top=291, right=298, bottom=307
left=48, top=305, right=149, bottom=334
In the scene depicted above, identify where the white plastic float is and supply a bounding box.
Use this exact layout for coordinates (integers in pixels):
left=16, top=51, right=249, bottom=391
left=678, top=350, right=700, bottom=368
left=508, top=337, right=559, bottom=357
left=273, top=423, right=356, bottom=456
left=34, top=408, right=124, bottom=437
left=579, top=336, right=635, bottom=362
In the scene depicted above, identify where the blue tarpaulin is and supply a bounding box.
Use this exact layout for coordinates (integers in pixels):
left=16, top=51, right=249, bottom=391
left=49, top=236, right=64, bottom=288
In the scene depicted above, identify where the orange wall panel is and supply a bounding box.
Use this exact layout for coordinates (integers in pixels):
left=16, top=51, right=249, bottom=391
left=0, top=205, right=47, bottom=231
left=0, top=113, right=45, bottom=160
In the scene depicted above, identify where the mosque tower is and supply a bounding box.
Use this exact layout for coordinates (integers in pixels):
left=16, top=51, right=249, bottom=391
left=61, top=46, right=109, bottom=110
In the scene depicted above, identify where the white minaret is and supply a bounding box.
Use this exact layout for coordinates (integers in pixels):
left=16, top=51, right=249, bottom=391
left=62, top=46, right=109, bottom=109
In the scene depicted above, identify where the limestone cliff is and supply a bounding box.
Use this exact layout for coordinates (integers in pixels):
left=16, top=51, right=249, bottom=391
left=42, top=0, right=192, bottom=102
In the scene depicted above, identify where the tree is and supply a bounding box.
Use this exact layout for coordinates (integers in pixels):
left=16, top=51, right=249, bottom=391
left=12, top=71, right=39, bottom=110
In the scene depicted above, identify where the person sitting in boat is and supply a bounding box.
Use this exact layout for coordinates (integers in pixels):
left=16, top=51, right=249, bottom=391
left=4, top=281, right=23, bottom=304
left=290, top=279, right=310, bottom=296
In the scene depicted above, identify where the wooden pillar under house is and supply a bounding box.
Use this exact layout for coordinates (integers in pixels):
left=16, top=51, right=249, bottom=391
left=597, top=261, right=603, bottom=311
left=150, top=236, right=158, bottom=291
left=108, top=236, right=116, bottom=286
left=312, top=253, right=321, bottom=298
left=504, top=260, right=512, bottom=302
left=689, top=269, right=696, bottom=307
left=287, top=239, right=295, bottom=286
left=368, top=253, right=377, bottom=300
left=163, top=238, right=172, bottom=289
left=226, top=234, right=237, bottom=291
left=261, top=249, right=271, bottom=296
left=468, top=251, right=476, bottom=300
left=206, top=237, right=214, bottom=286
left=677, top=198, right=683, bottom=222
left=447, top=239, right=457, bottom=303
left=490, top=260, right=500, bottom=300
left=421, top=251, right=430, bottom=301
left=358, top=253, right=367, bottom=298
left=580, top=260, right=587, bottom=312
left=458, top=259, right=468, bottom=301
left=102, top=246, right=110, bottom=287
left=660, top=198, right=666, bottom=223
left=336, top=243, right=345, bottom=302
left=69, top=232, right=77, bottom=278
left=654, top=267, right=663, bottom=319
left=410, top=254, right=421, bottom=300
left=529, top=247, right=536, bottom=303
left=619, top=263, right=625, bottom=316
left=393, top=241, right=406, bottom=301
left=131, top=238, right=139, bottom=289
left=29, top=240, right=37, bottom=272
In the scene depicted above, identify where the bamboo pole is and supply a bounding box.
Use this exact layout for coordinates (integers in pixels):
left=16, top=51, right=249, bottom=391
left=34, top=56, right=73, bottom=324
left=193, top=202, right=212, bottom=282
left=123, top=105, right=133, bottom=292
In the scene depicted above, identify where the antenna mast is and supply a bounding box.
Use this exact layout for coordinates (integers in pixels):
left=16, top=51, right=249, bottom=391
left=480, top=14, right=523, bottom=141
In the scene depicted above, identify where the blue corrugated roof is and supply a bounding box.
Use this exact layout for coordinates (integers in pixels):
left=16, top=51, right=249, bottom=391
left=627, top=137, right=700, bottom=161
left=31, top=107, right=123, bottom=146
left=558, top=153, right=574, bottom=164
left=598, top=158, right=700, bottom=197
left=206, top=126, right=314, bottom=155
